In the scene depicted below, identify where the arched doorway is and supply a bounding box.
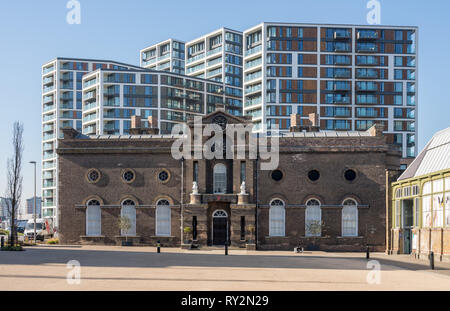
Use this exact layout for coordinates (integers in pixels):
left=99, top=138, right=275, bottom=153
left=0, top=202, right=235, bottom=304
left=212, top=210, right=228, bottom=245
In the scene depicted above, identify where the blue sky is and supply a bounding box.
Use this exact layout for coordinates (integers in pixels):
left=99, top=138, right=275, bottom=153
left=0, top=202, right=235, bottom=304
left=0, top=0, right=449, bottom=204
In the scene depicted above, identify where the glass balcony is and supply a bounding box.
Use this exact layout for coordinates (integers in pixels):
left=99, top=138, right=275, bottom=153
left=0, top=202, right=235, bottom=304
left=357, top=44, right=378, bottom=53
left=43, top=133, right=55, bottom=141
left=84, top=92, right=96, bottom=100
left=245, top=45, right=262, bottom=57
left=206, top=46, right=222, bottom=57
left=142, top=58, right=157, bottom=67
left=334, top=43, right=350, bottom=52
left=357, top=30, right=379, bottom=40
left=334, top=30, right=351, bottom=40
left=245, top=84, right=262, bottom=94
left=43, top=104, right=55, bottom=112
left=83, top=102, right=97, bottom=111
left=157, top=53, right=170, bottom=62
left=83, top=79, right=97, bottom=89
left=43, top=96, right=53, bottom=104
left=43, top=86, right=54, bottom=93
left=244, top=97, right=262, bottom=107
left=42, top=180, right=54, bottom=188
left=333, top=70, right=351, bottom=78
left=43, top=77, right=54, bottom=85
left=187, top=53, right=205, bottom=64
left=332, top=96, right=351, bottom=104
left=357, top=95, right=377, bottom=105
left=42, top=162, right=55, bottom=169
left=43, top=114, right=55, bottom=122
left=43, top=66, right=55, bottom=74
left=43, top=124, right=54, bottom=132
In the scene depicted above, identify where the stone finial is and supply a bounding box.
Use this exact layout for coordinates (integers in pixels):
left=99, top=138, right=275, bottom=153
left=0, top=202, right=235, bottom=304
left=192, top=181, right=199, bottom=195
left=240, top=181, right=247, bottom=195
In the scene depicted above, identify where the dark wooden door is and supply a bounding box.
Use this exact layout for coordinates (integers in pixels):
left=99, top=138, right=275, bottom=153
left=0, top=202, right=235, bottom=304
left=213, top=218, right=227, bottom=245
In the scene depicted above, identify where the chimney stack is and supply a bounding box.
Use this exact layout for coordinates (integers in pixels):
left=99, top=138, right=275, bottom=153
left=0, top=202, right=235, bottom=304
left=309, top=113, right=319, bottom=127
left=131, top=115, right=141, bottom=129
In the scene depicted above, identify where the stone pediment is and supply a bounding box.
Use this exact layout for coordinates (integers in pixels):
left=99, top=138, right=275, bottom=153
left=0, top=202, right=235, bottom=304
left=187, top=108, right=252, bottom=129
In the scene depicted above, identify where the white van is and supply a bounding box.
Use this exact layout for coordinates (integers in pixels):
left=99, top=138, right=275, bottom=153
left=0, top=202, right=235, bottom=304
left=24, top=219, right=51, bottom=241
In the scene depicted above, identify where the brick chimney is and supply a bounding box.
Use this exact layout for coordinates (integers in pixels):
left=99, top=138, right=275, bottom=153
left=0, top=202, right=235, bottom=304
left=146, top=115, right=159, bottom=135
left=367, top=123, right=385, bottom=137
left=309, top=113, right=319, bottom=127
left=131, top=115, right=141, bottom=129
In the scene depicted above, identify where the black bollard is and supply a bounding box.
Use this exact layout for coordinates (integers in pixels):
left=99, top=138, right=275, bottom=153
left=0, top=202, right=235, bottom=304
left=430, top=251, right=434, bottom=270
left=366, top=246, right=370, bottom=259
left=1, top=236, right=3, bottom=248
left=225, top=242, right=228, bottom=256
left=157, top=240, right=161, bottom=254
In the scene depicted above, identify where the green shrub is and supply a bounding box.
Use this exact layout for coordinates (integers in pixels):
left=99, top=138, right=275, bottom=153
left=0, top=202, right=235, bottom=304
left=0, top=229, right=9, bottom=235
left=1, top=245, right=24, bottom=251
left=46, top=238, right=59, bottom=245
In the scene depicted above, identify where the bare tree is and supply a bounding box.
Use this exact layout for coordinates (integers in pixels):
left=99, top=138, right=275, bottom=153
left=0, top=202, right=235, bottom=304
left=5, top=122, right=24, bottom=246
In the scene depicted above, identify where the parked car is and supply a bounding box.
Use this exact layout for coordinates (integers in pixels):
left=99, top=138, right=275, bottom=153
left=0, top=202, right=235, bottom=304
left=24, top=219, right=52, bottom=241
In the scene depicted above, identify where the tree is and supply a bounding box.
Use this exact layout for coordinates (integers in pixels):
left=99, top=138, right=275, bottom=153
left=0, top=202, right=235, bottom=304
left=117, top=216, right=131, bottom=243
left=5, top=122, right=24, bottom=247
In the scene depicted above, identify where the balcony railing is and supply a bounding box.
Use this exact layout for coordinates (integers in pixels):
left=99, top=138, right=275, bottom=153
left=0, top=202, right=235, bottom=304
left=357, top=31, right=379, bottom=40
left=245, top=44, right=262, bottom=57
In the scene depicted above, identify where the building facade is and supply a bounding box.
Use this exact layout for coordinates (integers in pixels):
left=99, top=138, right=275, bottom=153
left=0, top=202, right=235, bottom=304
left=81, top=68, right=243, bottom=135
left=26, top=197, right=42, bottom=217
left=41, top=58, right=142, bottom=227
left=185, top=28, right=243, bottom=107
left=140, top=39, right=186, bottom=74
left=57, top=108, right=401, bottom=250
left=242, top=23, right=418, bottom=165
left=389, top=127, right=450, bottom=262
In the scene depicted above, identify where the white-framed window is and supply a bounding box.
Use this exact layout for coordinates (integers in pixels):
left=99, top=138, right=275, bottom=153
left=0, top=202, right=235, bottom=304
left=156, top=199, right=171, bottom=236
left=445, top=194, right=450, bottom=227
left=121, top=199, right=136, bottom=236
left=395, top=200, right=401, bottom=228
left=422, top=181, right=432, bottom=195
left=305, top=199, right=322, bottom=237
left=269, top=199, right=285, bottom=237
left=213, top=164, right=227, bottom=194
left=433, top=179, right=444, bottom=193
left=422, top=195, right=432, bottom=228
left=86, top=199, right=101, bottom=236
left=433, top=194, right=444, bottom=228
left=342, top=199, right=358, bottom=237
left=414, top=197, right=420, bottom=227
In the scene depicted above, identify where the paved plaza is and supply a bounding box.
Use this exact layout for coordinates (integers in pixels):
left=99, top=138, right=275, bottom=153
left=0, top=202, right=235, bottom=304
left=1, top=245, right=450, bottom=291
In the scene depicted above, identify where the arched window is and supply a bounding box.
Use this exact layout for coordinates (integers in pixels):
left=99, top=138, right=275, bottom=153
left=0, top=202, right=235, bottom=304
left=86, top=199, right=101, bottom=236
left=156, top=199, right=171, bottom=236
left=269, top=199, right=285, bottom=237
left=121, top=199, right=136, bottom=236
left=305, top=199, right=322, bottom=237
left=342, top=199, right=358, bottom=237
left=214, top=164, right=227, bottom=194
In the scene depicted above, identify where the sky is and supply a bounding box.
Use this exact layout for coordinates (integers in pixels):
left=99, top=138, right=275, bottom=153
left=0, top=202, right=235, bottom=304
left=0, top=0, right=449, bottom=207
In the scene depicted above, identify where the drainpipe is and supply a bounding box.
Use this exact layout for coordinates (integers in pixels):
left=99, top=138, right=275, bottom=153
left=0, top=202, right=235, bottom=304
left=255, top=133, right=260, bottom=250
left=180, top=157, right=185, bottom=246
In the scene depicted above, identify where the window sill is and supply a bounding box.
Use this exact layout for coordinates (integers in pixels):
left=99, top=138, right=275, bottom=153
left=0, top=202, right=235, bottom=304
left=265, top=236, right=289, bottom=239
left=337, top=236, right=364, bottom=239
left=151, top=235, right=176, bottom=238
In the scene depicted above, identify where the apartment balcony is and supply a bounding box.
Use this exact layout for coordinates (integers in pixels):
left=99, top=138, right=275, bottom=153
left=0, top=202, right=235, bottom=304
left=333, top=71, right=351, bottom=79
left=43, top=66, right=55, bottom=75
left=43, top=96, right=53, bottom=104
left=356, top=71, right=378, bottom=79
left=43, top=86, right=55, bottom=93
left=43, top=77, right=54, bottom=85
left=187, top=53, right=205, bottom=64
left=207, top=57, right=222, bottom=68
left=357, top=45, right=378, bottom=53
left=43, top=124, right=54, bottom=132
left=83, top=114, right=97, bottom=123
left=356, top=96, right=378, bottom=105
left=332, top=83, right=351, bottom=91
left=333, top=31, right=351, bottom=40
left=357, top=31, right=379, bottom=40
left=244, top=84, right=262, bottom=95
left=206, top=46, right=222, bottom=57
left=142, top=58, right=157, bottom=67
left=42, top=162, right=55, bottom=170
left=84, top=92, right=96, bottom=101
left=43, top=133, right=55, bottom=141
left=42, top=180, right=55, bottom=188
left=60, top=103, right=73, bottom=110
left=43, top=114, right=55, bottom=122
left=334, top=44, right=350, bottom=52
left=43, top=152, right=55, bottom=160
left=332, top=96, right=351, bottom=104
left=83, top=79, right=97, bottom=89
left=157, top=53, right=170, bottom=62
left=43, top=104, right=55, bottom=113
left=357, top=84, right=378, bottom=92
left=206, top=68, right=222, bottom=78
left=245, top=44, right=262, bottom=57
left=83, top=102, right=98, bottom=111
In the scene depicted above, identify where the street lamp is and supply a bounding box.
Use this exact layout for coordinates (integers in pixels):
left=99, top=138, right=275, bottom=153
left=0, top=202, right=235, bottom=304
left=29, top=161, right=37, bottom=244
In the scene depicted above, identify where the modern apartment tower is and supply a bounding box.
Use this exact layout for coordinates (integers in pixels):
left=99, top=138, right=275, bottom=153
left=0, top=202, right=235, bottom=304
left=41, top=58, right=141, bottom=226
left=140, top=39, right=186, bottom=74
left=242, top=23, right=418, bottom=163
left=185, top=28, right=243, bottom=116
left=81, top=68, right=244, bottom=135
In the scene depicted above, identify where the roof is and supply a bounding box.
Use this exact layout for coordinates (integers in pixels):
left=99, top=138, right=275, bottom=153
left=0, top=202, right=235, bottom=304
left=398, top=127, right=450, bottom=181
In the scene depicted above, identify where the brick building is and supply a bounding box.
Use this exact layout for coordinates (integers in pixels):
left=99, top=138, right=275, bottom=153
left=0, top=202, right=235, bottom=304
left=57, top=108, right=401, bottom=251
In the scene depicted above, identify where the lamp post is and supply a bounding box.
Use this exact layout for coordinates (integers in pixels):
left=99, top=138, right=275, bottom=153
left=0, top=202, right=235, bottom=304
left=29, top=161, right=37, bottom=244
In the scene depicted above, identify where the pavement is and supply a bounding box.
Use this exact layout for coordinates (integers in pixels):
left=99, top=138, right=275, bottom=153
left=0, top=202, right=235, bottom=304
left=1, top=245, right=450, bottom=291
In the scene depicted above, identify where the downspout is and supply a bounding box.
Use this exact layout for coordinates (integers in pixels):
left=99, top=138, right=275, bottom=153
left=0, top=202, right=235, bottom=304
left=180, top=157, right=185, bottom=247
left=255, top=133, right=259, bottom=250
